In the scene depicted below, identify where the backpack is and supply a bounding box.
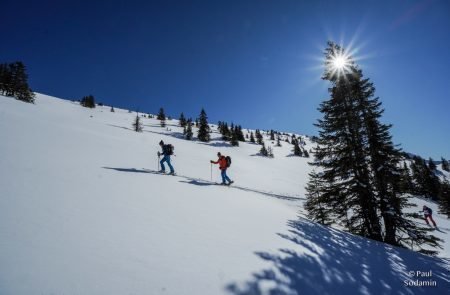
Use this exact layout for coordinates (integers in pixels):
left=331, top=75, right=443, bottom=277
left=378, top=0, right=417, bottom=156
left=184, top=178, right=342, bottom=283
left=165, top=144, right=174, bottom=155
left=225, top=156, right=231, bottom=167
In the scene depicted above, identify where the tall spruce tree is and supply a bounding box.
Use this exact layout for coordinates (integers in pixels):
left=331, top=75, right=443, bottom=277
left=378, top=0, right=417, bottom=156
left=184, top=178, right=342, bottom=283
left=197, top=108, right=210, bottom=142
left=306, top=41, right=438, bottom=251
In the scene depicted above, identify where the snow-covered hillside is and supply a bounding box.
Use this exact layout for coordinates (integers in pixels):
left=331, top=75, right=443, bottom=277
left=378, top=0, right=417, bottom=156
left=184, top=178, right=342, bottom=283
left=0, top=93, right=449, bottom=294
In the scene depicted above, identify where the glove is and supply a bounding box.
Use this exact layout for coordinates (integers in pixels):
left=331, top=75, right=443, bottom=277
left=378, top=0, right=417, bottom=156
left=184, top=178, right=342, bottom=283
left=157, top=152, right=161, bottom=157
left=210, top=160, right=213, bottom=163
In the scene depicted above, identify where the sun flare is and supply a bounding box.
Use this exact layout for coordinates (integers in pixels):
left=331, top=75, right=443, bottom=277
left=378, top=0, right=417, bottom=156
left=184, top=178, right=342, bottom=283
left=332, top=55, right=347, bottom=69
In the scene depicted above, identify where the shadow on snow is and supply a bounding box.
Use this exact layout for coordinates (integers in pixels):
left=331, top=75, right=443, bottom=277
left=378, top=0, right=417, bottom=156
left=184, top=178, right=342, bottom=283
left=226, top=218, right=450, bottom=295
left=101, top=167, right=303, bottom=201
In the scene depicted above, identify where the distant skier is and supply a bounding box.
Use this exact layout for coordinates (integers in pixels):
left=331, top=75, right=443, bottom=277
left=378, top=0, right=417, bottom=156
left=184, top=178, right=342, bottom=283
left=422, top=205, right=437, bottom=227
left=158, top=140, right=175, bottom=175
left=210, top=152, right=233, bottom=185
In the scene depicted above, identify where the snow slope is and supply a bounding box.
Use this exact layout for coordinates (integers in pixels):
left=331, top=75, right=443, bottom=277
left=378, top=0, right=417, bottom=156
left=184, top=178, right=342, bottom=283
left=0, top=93, right=449, bottom=294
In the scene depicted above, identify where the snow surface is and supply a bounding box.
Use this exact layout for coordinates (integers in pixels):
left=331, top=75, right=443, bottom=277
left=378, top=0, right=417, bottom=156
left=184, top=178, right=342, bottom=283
left=0, top=93, right=449, bottom=294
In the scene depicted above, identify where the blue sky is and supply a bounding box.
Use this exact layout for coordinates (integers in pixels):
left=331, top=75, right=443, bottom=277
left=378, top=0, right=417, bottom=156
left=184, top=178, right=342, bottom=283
left=2, top=0, right=449, bottom=159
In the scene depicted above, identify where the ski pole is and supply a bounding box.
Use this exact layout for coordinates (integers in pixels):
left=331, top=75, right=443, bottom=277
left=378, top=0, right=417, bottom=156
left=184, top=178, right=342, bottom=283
left=210, top=163, right=212, bottom=182
left=157, top=154, right=160, bottom=171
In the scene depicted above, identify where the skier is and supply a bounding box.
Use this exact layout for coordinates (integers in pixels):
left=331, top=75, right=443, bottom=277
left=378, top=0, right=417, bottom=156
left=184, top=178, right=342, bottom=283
left=422, top=205, right=437, bottom=227
left=158, top=140, right=175, bottom=175
left=210, top=152, right=233, bottom=185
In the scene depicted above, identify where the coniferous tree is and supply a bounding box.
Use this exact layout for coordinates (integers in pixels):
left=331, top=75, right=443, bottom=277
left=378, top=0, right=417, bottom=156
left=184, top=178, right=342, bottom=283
left=255, top=129, right=264, bottom=145
left=185, top=119, right=193, bottom=140
left=428, top=157, right=437, bottom=171
left=0, top=62, right=35, bottom=102
left=250, top=131, right=255, bottom=143
left=303, top=148, right=310, bottom=158
left=110, top=106, right=115, bottom=112
left=157, top=108, right=166, bottom=127
left=259, top=143, right=268, bottom=156
left=0, top=63, right=10, bottom=95
left=441, top=157, right=449, bottom=172
left=270, top=130, right=275, bottom=140
left=197, top=108, right=210, bottom=142
left=411, top=156, right=441, bottom=200
left=276, top=135, right=282, bottom=147
left=221, top=123, right=231, bottom=140
left=81, top=95, right=95, bottom=108
left=230, top=126, right=239, bottom=146
left=305, top=170, right=334, bottom=225
left=438, top=181, right=450, bottom=218
left=179, top=112, right=187, bottom=127
left=267, top=146, right=274, bottom=158
left=293, top=139, right=302, bottom=156
left=307, top=41, right=438, bottom=250
left=399, top=162, right=414, bottom=194
left=132, top=113, right=143, bottom=132
left=237, top=125, right=245, bottom=142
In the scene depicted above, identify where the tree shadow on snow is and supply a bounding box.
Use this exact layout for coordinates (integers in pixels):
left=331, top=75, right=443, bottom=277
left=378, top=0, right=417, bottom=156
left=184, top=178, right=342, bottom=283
left=226, top=218, right=450, bottom=295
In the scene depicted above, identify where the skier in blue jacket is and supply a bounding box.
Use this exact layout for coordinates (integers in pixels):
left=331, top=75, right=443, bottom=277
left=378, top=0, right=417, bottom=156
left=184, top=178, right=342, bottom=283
left=158, top=140, right=175, bottom=175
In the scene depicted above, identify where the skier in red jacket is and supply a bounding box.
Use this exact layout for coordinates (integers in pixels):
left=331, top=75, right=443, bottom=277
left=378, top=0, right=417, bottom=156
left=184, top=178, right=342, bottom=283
left=422, top=205, right=437, bottom=227
left=210, top=152, right=233, bottom=185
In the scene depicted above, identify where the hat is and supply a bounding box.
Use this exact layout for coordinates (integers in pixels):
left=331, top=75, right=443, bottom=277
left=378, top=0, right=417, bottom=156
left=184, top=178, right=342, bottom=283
left=217, top=152, right=221, bottom=156
left=159, top=140, right=164, bottom=145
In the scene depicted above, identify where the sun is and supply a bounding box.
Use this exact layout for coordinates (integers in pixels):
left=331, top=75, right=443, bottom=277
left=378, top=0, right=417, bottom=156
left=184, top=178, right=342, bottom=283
left=332, top=55, right=347, bottom=69
left=326, top=50, right=353, bottom=78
